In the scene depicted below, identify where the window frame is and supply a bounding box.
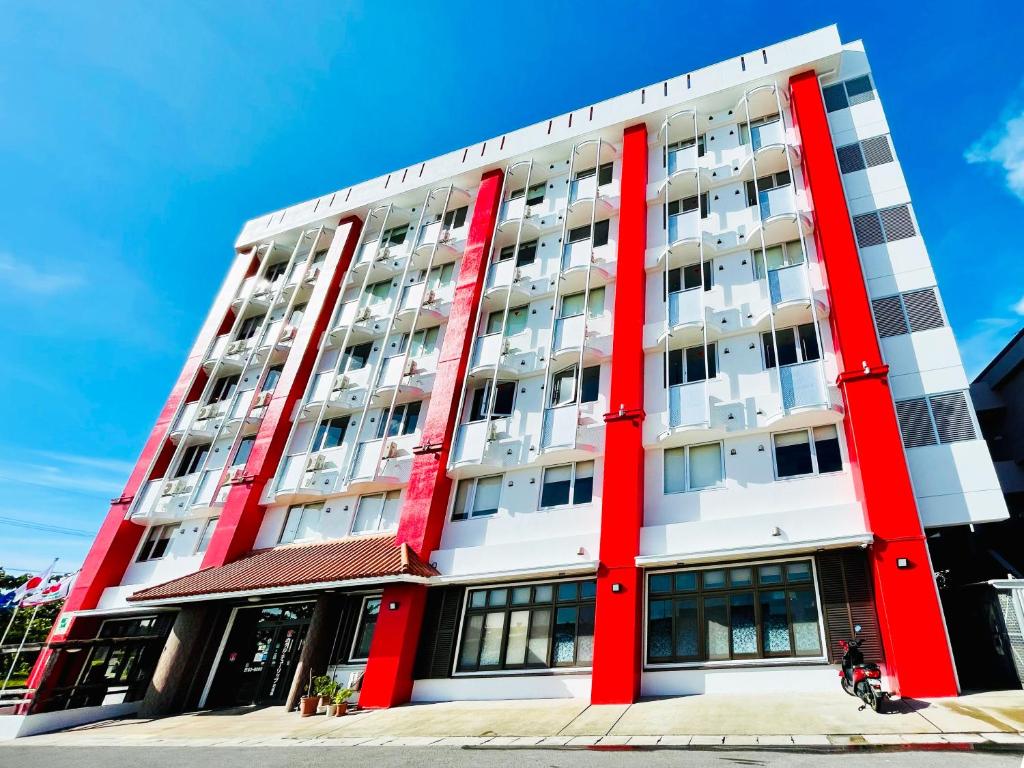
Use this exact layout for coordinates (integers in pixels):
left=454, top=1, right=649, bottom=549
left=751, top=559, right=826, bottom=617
left=665, top=342, right=718, bottom=386
left=539, top=460, right=595, bottom=509
left=644, top=557, right=827, bottom=668
left=350, top=490, right=401, bottom=535
left=761, top=323, right=821, bottom=369
left=279, top=502, right=323, bottom=544
left=451, top=474, right=503, bottom=521
left=194, top=517, right=219, bottom=555
left=313, top=416, right=349, bottom=451
left=137, top=523, right=177, bottom=562
left=467, top=379, right=517, bottom=422
left=348, top=595, right=383, bottom=662
left=770, top=426, right=844, bottom=480
left=752, top=239, right=805, bottom=280
left=663, top=441, right=725, bottom=494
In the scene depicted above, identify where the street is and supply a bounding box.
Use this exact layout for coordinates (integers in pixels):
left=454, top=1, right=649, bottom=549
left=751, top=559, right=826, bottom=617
left=1, top=746, right=1022, bottom=768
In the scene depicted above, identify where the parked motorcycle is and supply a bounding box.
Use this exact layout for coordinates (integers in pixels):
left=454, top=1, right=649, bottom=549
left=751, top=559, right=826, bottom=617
left=838, top=636, right=887, bottom=712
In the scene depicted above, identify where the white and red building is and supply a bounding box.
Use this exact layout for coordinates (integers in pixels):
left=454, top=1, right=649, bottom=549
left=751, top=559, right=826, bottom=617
left=19, top=24, right=1007, bottom=728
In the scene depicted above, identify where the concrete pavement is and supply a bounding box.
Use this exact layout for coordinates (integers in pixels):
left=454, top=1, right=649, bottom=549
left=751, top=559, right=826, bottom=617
left=4, top=690, right=1024, bottom=749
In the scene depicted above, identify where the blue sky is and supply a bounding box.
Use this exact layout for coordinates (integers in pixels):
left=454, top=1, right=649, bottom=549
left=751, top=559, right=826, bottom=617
left=2, top=1, right=1023, bottom=573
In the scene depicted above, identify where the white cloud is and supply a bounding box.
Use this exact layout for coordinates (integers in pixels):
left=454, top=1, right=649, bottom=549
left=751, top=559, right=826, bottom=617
left=1014, top=294, right=1024, bottom=316
left=0, top=252, right=84, bottom=295
left=0, top=448, right=131, bottom=497
left=966, top=107, right=1024, bottom=202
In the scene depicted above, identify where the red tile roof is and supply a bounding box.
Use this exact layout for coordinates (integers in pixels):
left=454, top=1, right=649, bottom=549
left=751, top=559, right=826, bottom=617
left=128, top=534, right=436, bottom=602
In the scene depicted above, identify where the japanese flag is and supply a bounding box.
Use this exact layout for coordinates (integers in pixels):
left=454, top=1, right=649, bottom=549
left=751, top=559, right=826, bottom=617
left=22, top=571, right=76, bottom=607
left=12, top=561, right=56, bottom=605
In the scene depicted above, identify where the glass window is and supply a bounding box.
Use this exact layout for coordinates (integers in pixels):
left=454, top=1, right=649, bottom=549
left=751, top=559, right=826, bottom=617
left=664, top=442, right=723, bottom=493
left=235, top=313, right=265, bottom=341
left=580, top=365, right=600, bottom=404
left=458, top=578, right=596, bottom=672
left=352, top=490, right=401, bottom=534
left=208, top=374, right=240, bottom=403
left=313, top=416, right=349, bottom=451
left=754, top=239, right=805, bottom=279
left=666, top=343, right=717, bottom=386
left=350, top=597, right=381, bottom=661
left=773, top=426, right=842, bottom=478
left=280, top=503, right=323, bottom=543
left=550, top=365, right=578, bottom=407
left=232, top=435, right=255, bottom=467
left=342, top=342, right=373, bottom=371
left=647, top=559, right=822, bottom=663
left=540, top=461, right=594, bottom=508
left=174, top=443, right=210, bottom=478
left=378, top=401, right=421, bottom=438
left=667, top=192, right=709, bottom=219
left=261, top=364, right=283, bottom=392
left=468, top=380, right=516, bottom=421
left=567, top=220, right=610, bottom=247
left=762, top=323, right=821, bottom=368
left=195, top=517, right=218, bottom=554
left=442, top=206, right=468, bottom=230
left=452, top=475, right=502, bottom=520
left=410, top=326, right=440, bottom=357
left=137, top=524, right=176, bottom=562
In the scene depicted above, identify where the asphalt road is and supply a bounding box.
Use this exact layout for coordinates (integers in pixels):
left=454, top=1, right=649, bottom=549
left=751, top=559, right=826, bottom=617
left=1, top=746, right=1022, bottom=767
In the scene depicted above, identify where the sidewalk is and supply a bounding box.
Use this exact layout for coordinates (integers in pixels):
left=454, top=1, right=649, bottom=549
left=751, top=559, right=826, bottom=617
left=6, top=691, right=1024, bottom=748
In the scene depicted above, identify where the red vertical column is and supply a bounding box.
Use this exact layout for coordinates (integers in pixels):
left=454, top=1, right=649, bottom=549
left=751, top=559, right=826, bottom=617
left=789, top=71, right=957, bottom=697
left=359, top=169, right=504, bottom=708
left=202, top=216, right=363, bottom=567
left=590, top=123, right=648, bottom=704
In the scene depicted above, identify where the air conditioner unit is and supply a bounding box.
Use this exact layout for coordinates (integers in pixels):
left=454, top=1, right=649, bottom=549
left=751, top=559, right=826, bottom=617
left=438, top=228, right=452, bottom=244
left=304, top=267, right=321, bottom=283
left=383, top=442, right=400, bottom=460
left=376, top=246, right=391, bottom=261
left=487, top=423, right=499, bottom=441
left=513, top=268, right=523, bottom=283
left=227, top=340, right=247, bottom=355
left=164, top=479, right=191, bottom=496
left=501, top=339, right=512, bottom=355
left=226, top=467, right=246, bottom=484
left=332, top=374, right=350, bottom=391
left=355, top=307, right=372, bottom=322
left=254, top=390, right=273, bottom=407
left=524, top=205, right=533, bottom=217
left=421, top=290, right=437, bottom=306
left=307, top=454, right=328, bottom=472
left=280, top=325, right=297, bottom=342
left=197, top=404, right=218, bottom=420
left=404, top=360, right=418, bottom=377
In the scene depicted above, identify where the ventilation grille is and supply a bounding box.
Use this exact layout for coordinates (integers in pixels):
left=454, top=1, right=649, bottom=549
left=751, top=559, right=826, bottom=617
left=871, top=295, right=908, bottom=338
left=861, top=135, right=894, bottom=167
left=837, top=143, right=866, bottom=174
left=895, top=398, right=937, bottom=448
left=903, top=288, right=944, bottom=332
left=818, top=550, right=883, bottom=664
left=879, top=205, right=916, bottom=241
left=930, top=391, right=977, bottom=443
left=853, top=212, right=885, bottom=248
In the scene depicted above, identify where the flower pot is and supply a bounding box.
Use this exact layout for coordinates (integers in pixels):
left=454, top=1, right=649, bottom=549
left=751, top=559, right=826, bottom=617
left=326, top=704, right=338, bottom=717
left=299, top=696, right=319, bottom=717
left=335, top=702, right=348, bottom=716
left=320, top=695, right=331, bottom=708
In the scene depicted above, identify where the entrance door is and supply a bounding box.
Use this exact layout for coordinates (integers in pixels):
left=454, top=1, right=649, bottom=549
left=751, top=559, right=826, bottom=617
left=208, top=602, right=314, bottom=707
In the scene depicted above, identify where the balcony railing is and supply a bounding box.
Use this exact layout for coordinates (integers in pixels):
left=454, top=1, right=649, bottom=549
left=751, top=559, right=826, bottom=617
left=486, top=259, right=517, bottom=290
left=668, top=211, right=699, bottom=243
left=749, top=119, right=785, bottom=151
left=500, top=196, right=527, bottom=223
left=562, top=240, right=591, bottom=271
left=779, top=360, right=827, bottom=410
left=569, top=175, right=597, bottom=204
left=667, top=145, right=699, bottom=175
left=376, top=355, right=406, bottom=389
left=351, top=438, right=384, bottom=481
left=668, top=288, right=702, bottom=327
left=668, top=381, right=707, bottom=429
left=453, top=420, right=489, bottom=464
left=757, top=186, right=796, bottom=219
left=553, top=314, right=585, bottom=352
left=542, top=403, right=578, bottom=450
left=767, top=263, right=810, bottom=305
left=472, top=333, right=504, bottom=369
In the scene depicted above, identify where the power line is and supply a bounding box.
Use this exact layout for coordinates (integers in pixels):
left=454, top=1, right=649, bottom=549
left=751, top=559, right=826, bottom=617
left=0, top=516, right=93, bottom=538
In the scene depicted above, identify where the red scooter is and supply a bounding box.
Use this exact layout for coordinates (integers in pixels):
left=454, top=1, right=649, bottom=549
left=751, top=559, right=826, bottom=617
left=838, top=637, right=887, bottom=712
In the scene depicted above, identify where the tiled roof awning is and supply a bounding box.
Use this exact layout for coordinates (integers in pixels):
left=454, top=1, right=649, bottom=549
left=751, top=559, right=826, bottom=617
left=128, top=535, right=436, bottom=604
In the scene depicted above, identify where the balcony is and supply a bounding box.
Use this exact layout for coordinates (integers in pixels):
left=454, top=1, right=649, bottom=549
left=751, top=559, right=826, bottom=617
left=668, top=288, right=703, bottom=329
left=131, top=470, right=219, bottom=523
left=451, top=418, right=516, bottom=468
left=483, top=260, right=531, bottom=306
left=562, top=239, right=593, bottom=272
left=749, top=119, right=786, bottom=151
left=668, top=381, right=709, bottom=430
left=348, top=437, right=407, bottom=491
left=668, top=210, right=701, bottom=245
left=667, top=144, right=699, bottom=176
left=305, top=366, right=372, bottom=414
left=541, top=403, right=580, bottom=451
left=274, top=450, right=346, bottom=503
left=779, top=360, right=828, bottom=411
left=756, top=186, right=797, bottom=220
left=330, top=300, right=389, bottom=344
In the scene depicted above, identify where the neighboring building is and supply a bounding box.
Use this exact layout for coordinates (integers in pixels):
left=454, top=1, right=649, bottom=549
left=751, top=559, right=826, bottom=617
left=20, top=25, right=1008, bottom=727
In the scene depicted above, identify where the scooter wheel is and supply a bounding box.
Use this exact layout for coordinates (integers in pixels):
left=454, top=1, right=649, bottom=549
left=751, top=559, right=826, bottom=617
left=840, top=678, right=855, bottom=696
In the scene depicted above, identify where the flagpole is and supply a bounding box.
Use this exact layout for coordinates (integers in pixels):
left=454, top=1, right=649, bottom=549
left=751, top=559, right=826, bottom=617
left=0, top=603, right=22, bottom=682
left=1, top=604, right=39, bottom=693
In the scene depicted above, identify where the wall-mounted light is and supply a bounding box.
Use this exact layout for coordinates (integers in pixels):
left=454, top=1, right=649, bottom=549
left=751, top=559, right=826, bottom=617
left=611, top=583, right=624, bottom=593
left=770, top=526, right=782, bottom=537
left=758, top=444, right=765, bottom=451
left=896, top=558, right=910, bottom=569
left=729, top=447, right=737, bottom=455
left=389, top=601, right=400, bottom=610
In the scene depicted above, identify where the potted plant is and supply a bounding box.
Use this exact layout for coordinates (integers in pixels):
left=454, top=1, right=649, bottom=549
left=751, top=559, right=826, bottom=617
left=313, top=675, right=336, bottom=709
left=333, top=688, right=354, bottom=716
left=299, top=672, right=319, bottom=717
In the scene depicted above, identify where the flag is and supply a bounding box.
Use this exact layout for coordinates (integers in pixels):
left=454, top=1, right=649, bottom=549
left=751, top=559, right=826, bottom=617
left=11, top=560, right=56, bottom=606
left=22, top=572, right=76, bottom=607
left=0, top=589, right=15, bottom=611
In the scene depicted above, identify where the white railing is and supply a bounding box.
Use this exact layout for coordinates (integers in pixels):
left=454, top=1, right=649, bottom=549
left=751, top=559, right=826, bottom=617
left=500, top=196, right=526, bottom=223
left=758, top=186, right=796, bottom=219
left=780, top=360, right=827, bottom=410
left=750, top=119, right=785, bottom=150
left=553, top=314, right=585, bottom=352
left=668, top=210, right=700, bottom=243
left=542, top=403, right=579, bottom=449
left=668, top=382, right=707, bottom=428
left=453, top=420, right=489, bottom=464
left=486, top=259, right=517, bottom=290
left=400, top=281, right=426, bottom=312
left=351, top=438, right=384, bottom=481
left=377, top=355, right=406, bottom=389
left=667, top=144, right=698, bottom=175
left=471, top=333, right=504, bottom=369
left=562, top=239, right=591, bottom=270
left=417, top=220, right=445, bottom=249
left=172, top=401, right=199, bottom=433
left=768, top=263, right=810, bottom=305
left=668, top=288, right=702, bottom=327
left=569, top=175, right=597, bottom=204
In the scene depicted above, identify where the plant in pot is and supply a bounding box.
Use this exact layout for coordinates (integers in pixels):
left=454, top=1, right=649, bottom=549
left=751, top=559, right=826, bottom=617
left=313, top=675, right=336, bottom=710
left=333, top=688, right=355, bottom=716
left=299, top=672, right=319, bottom=717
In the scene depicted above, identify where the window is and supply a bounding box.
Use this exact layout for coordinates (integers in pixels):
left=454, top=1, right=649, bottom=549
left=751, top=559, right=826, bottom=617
left=313, top=416, right=349, bottom=451
left=667, top=192, right=709, bottom=219
left=137, top=524, right=177, bottom=562
left=762, top=323, right=820, bottom=368
left=666, top=343, right=717, bottom=385
left=442, top=206, right=468, bottom=230
left=350, top=597, right=381, bottom=661
left=895, top=391, right=977, bottom=448
left=342, top=342, right=373, bottom=371
left=738, top=113, right=780, bottom=145
left=666, top=261, right=712, bottom=293
left=509, top=182, right=546, bottom=206
left=664, top=442, right=724, bottom=493
left=753, top=239, right=805, bottom=279
left=773, top=426, right=842, bottom=478
left=288, top=301, right=307, bottom=327
left=664, top=135, right=706, bottom=163
left=426, top=261, right=455, bottom=290
left=549, top=364, right=599, bottom=406
left=457, top=578, right=596, bottom=672
left=871, top=288, right=945, bottom=338
left=566, top=220, right=610, bottom=247
left=486, top=304, right=529, bottom=336
left=351, top=491, right=401, bottom=534
left=452, top=475, right=502, bottom=520
left=580, top=365, right=599, bottom=403
left=262, top=364, right=284, bottom=392
left=361, top=279, right=392, bottom=306
left=745, top=171, right=791, bottom=207
left=377, top=401, right=421, bottom=438
left=195, top=517, right=218, bottom=554
left=823, top=75, right=875, bottom=113
left=280, top=503, right=323, bottom=544
left=468, top=380, right=516, bottom=421
left=647, top=560, right=822, bottom=664
left=174, top=443, right=210, bottom=478
left=381, top=224, right=408, bottom=246
left=540, top=461, right=594, bottom=508
left=560, top=288, right=605, bottom=318
left=836, top=135, right=894, bottom=174
left=574, top=162, right=613, bottom=186
left=208, top=374, right=240, bottom=404
left=497, top=239, right=538, bottom=267
left=852, top=205, right=916, bottom=248
left=410, top=326, right=440, bottom=356
left=232, top=435, right=255, bottom=467
left=235, top=313, right=265, bottom=341
left=263, top=260, right=288, bottom=283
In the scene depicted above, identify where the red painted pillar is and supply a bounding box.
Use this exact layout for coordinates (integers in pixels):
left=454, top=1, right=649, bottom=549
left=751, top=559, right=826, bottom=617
left=359, top=169, right=504, bottom=708
left=202, top=216, right=363, bottom=567
left=590, top=123, right=648, bottom=704
left=789, top=71, right=958, bottom=697
left=24, top=246, right=257, bottom=700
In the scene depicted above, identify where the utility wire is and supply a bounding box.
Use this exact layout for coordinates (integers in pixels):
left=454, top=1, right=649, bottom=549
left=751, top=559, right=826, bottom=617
left=0, top=516, right=93, bottom=538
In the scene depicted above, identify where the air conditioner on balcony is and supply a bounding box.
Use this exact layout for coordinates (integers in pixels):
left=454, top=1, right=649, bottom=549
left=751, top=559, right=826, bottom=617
left=332, top=374, right=350, bottom=391
left=512, top=268, right=523, bottom=283
left=383, top=441, right=399, bottom=460
left=487, top=423, right=500, bottom=441
left=254, top=390, right=273, bottom=408
left=163, top=479, right=192, bottom=496
left=307, top=454, right=328, bottom=472
left=197, top=404, right=218, bottom=420
left=304, top=267, right=321, bottom=284
left=376, top=247, right=391, bottom=261
left=501, top=339, right=512, bottom=355
left=280, top=325, right=297, bottom=342
left=227, top=340, right=247, bottom=355
left=404, top=360, right=419, bottom=377
left=253, top=287, right=273, bottom=302
left=355, top=307, right=372, bottom=323
left=421, top=290, right=437, bottom=306
left=226, top=467, right=246, bottom=484
left=438, top=228, right=452, bottom=244
left=524, top=205, right=533, bottom=217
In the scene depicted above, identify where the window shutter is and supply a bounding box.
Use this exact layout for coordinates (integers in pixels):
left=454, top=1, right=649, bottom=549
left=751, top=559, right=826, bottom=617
left=823, top=83, right=849, bottom=113
left=871, top=295, right=908, bottom=338
left=837, top=143, right=866, bottom=174
left=844, top=76, right=876, bottom=107
left=861, top=135, right=893, bottom=167
left=879, top=205, right=916, bottom=242
left=930, top=391, right=977, bottom=443
left=895, top=397, right=938, bottom=448
left=817, top=550, right=883, bottom=663
left=414, top=587, right=465, bottom=679
left=903, top=288, right=945, bottom=332
left=853, top=212, right=885, bottom=248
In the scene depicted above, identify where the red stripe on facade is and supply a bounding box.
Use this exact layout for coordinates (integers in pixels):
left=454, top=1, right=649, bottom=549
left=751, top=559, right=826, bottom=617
left=359, top=169, right=505, bottom=708
left=202, top=216, right=363, bottom=568
left=789, top=71, right=958, bottom=698
left=590, top=122, right=649, bottom=704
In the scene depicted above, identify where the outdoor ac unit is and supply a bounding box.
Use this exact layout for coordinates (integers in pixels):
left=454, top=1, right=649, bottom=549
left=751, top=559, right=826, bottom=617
left=501, top=339, right=512, bottom=355
left=280, top=325, right=297, bottom=342
left=307, top=454, right=327, bottom=472
left=524, top=205, right=533, bottom=217
left=355, top=307, right=372, bottom=322
left=254, top=390, right=273, bottom=407
left=332, top=374, right=350, bottom=391
left=438, top=228, right=452, bottom=244
left=421, top=290, right=437, bottom=306
left=227, top=467, right=246, bottom=484
left=383, top=442, right=399, bottom=459
left=404, top=360, right=418, bottom=377
left=513, top=268, right=523, bottom=283
left=197, top=404, right=218, bottom=420
left=376, top=246, right=391, bottom=261
left=227, top=340, right=247, bottom=355
left=487, top=423, right=499, bottom=441
left=304, top=267, right=320, bottom=283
